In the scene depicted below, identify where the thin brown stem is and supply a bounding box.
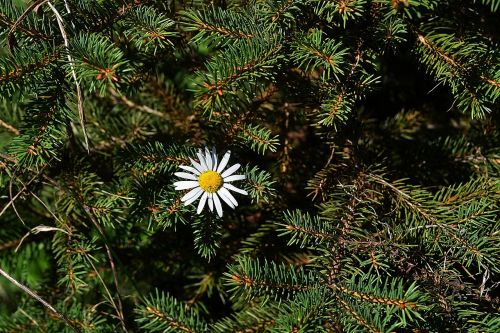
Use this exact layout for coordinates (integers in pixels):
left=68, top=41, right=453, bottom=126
left=83, top=205, right=128, bottom=333
left=0, top=165, right=47, bottom=219
left=6, top=0, right=50, bottom=49
left=0, top=267, right=81, bottom=333
left=108, top=87, right=167, bottom=118
left=0, top=119, right=20, bottom=135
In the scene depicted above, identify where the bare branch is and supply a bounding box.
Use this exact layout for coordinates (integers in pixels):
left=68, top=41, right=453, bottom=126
left=0, top=266, right=82, bottom=333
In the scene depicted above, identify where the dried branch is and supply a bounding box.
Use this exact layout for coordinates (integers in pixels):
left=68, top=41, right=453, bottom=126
left=0, top=266, right=82, bottom=333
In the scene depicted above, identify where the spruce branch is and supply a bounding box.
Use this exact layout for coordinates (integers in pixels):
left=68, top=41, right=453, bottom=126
left=336, top=297, right=385, bottom=333
left=318, top=89, right=354, bottom=127
left=262, top=289, right=333, bottom=332
left=6, top=0, right=89, bottom=150
left=180, top=7, right=258, bottom=44
left=368, top=172, right=500, bottom=273
left=414, top=28, right=498, bottom=117
left=69, top=32, right=130, bottom=96
left=226, top=256, right=318, bottom=301
left=236, top=124, right=279, bottom=154
left=331, top=278, right=426, bottom=316
left=123, top=5, right=178, bottom=54
left=0, top=47, right=60, bottom=96
left=211, top=305, right=278, bottom=332
left=0, top=1, right=499, bottom=331
left=57, top=0, right=157, bottom=36
left=278, top=210, right=336, bottom=247
left=8, top=83, right=71, bottom=168
left=256, top=0, right=304, bottom=28
left=0, top=11, right=50, bottom=41
left=45, top=1, right=89, bottom=152
left=5, top=0, right=50, bottom=50
left=191, top=216, right=222, bottom=260
left=135, top=290, right=208, bottom=333
left=312, top=0, right=367, bottom=27
left=291, top=29, right=349, bottom=82
left=194, top=37, right=281, bottom=111
left=243, top=166, right=276, bottom=204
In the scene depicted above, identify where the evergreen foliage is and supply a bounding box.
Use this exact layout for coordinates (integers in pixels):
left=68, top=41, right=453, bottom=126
left=0, top=0, right=499, bottom=332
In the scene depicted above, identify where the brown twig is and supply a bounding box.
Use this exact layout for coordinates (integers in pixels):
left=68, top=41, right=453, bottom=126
left=0, top=119, right=20, bottom=135
left=0, top=12, right=50, bottom=41
left=108, top=87, right=167, bottom=118
left=6, top=0, right=50, bottom=50
left=0, top=239, right=22, bottom=251
left=0, top=164, right=47, bottom=219
left=82, top=205, right=128, bottom=333
left=0, top=267, right=82, bottom=333
left=9, top=172, right=28, bottom=227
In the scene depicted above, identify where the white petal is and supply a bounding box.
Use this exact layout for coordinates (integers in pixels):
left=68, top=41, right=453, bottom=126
left=208, top=193, right=214, bottom=211
left=174, top=181, right=199, bottom=190
left=189, top=158, right=205, bottom=173
left=197, top=150, right=208, bottom=170
left=175, top=172, right=197, bottom=180
left=181, top=187, right=203, bottom=202
left=217, top=188, right=235, bottom=208
left=184, top=188, right=204, bottom=206
left=216, top=151, right=231, bottom=173
left=211, top=148, right=218, bottom=171
left=204, top=148, right=213, bottom=170
left=224, top=174, right=246, bottom=182
left=221, top=163, right=241, bottom=178
left=224, top=183, right=248, bottom=195
left=197, top=192, right=208, bottom=214
left=218, top=187, right=238, bottom=207
left=213, top=193, right=223, bottom=217
left=180, top=165, right=200, bottom=175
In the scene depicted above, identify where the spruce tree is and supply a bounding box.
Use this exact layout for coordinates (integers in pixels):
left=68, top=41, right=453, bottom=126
left=0, top=0, right=499, bottom=332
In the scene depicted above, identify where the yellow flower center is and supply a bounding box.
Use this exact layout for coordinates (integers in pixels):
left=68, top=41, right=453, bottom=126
left=198, top=171, right=223, bottom=193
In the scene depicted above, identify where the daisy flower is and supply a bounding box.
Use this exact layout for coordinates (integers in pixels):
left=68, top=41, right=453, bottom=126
left=174, top=148, right=247, bottom=217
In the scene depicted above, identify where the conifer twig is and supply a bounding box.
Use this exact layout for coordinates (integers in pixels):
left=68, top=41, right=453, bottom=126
left=6, top=0, right=50, bottom=48
left=0, top=165, right=47, bottom=219
left=0, top=239, right=22, bottom=251
left=0, top=267, right=82, bottom=333
left=83, top=252, right=124, bottom=324
left=9, top=174, right=28, bottom=227
left=83, top=205, right=128, bottom=333
left=0, top=119, right=20, bottom=135
left=108, top=87, right=167, bottom=118
left=46, top=1, right=89, bottom=152
left=0, top=12, right=50, bottom=41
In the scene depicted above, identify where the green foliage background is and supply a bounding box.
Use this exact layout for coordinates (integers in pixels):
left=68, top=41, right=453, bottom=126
left=0, top=0, right=499, bottom=332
